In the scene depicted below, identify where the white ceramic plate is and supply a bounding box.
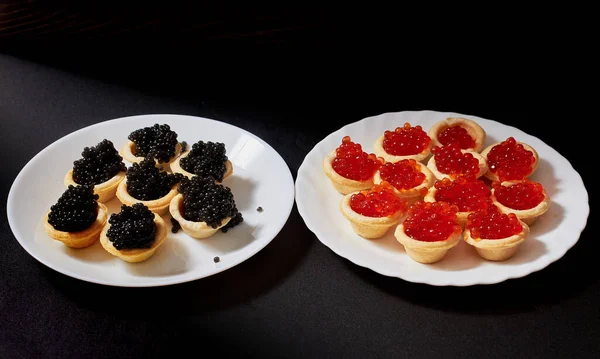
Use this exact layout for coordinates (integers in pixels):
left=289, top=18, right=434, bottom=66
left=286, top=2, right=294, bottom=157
left=7, top=114, right=295, bottom=287
left=296, top=111, right=589, bottom=286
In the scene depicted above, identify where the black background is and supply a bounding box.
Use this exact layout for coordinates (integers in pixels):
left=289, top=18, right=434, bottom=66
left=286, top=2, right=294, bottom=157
left=1, top=4, right=596, bottom=358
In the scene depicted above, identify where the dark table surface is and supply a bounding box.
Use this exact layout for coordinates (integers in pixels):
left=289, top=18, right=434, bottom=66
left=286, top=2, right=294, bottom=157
left=1, top=53, right=597, bottom=358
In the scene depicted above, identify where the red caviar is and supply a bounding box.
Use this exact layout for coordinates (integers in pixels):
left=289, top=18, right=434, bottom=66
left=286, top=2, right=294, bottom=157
left=403, top=201, right=463, bottom=242
left=438, top=126, right=476, bottom=149
left=332, top=136, right=383, bottom=181
left=433, top=176, right=491, bottom=212
left=379, top=159, right=426, bottom=190
left=467, top=204, right=523, bottom=240
left=493, top=179, right=545, bottom=210
left=487, top=137, right=535, bottom=181
left=382, top=122, right=431, bottom=156
left=349, top=182, right=408, bottom=218
left=431, top=143, right=480, bottom=178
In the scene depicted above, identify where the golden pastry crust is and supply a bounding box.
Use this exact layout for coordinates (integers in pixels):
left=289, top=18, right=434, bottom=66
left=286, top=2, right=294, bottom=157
left=99, top=213, right=167, bottom=263
left=169, top=194, right=231, bottom=239
left=339, top=193, right=404, bottom=239
left=63, top=169, right=125, bottom=203
left=115, top=180, right=178, bottom=216
left=491, top=180, right=550, bottom=225
left=394, top=224, right=462, bottom=264
left=43, top=203, right=108, bottom=249
left=426, top=149, right=488, bottom=180
left=373, top=162, right=435, bottom=204
left=373, top=135, right=431, bottom=163
left=170, top=150, right=233, bottom=182
left=120, top=141, right=182, bottom=171
left=463, top=220, right=530, bottom=261
left=423, top=186, right=473, bottom=228
left=428, top=117, right=486, bottom=152
left=323, top=150, right=374, bottom=195
left=480, top=141, right=539, bottom=182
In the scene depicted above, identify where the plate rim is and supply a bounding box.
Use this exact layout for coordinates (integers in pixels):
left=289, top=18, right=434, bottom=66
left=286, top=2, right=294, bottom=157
left=295, top=110, right=590, bottom=286
left=7, top=113, right=296, bottom=287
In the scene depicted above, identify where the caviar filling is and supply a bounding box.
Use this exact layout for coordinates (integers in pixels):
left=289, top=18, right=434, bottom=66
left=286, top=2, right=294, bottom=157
left=487, top=137, right=535, bottom=181
left=106, top=203, right=156, bottom=250
left=72, top=139, right=126, bottom=185
left=128, top=123, right=179, bottom=163
left=178, top=176, right=243, bottom=231
left=438, top=126, right=476, bottom=149
left=349, top=182, right=408, bottom=217
left=467, top=204, right=523, bottom=240
left=382, top=122, right=431, bottom=156
left=126, top=155, right=184, bottom=201
left=180, top=140, right=229, bottom=182
left=433, top=176, right=491, bottom=212
left=493, top=179, right=545, bottom=210
left=379, top=159, right=425, bottom=190
left=431, top=143, right=479, bottom=178
left=403, top=201, right=462, bottom=242
left=48, top=185, right=99, bottom=232
left=332, top=136, right=382, bottom=181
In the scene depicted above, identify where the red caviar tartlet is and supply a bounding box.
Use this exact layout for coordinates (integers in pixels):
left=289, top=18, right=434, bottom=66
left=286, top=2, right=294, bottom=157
left=463, top=204, right=530, bottom=261
left=340, top=182, right=408, bottom=239
left=323, top=136, right=384, bottom=194
left=373, top=159, right=434, bottom=204
left=428, top=117, right=486, bottom=152
left=374, top=123, right=432, bottom=163
left=491, top=179, right=550, bottom=225
left=481, top=137, right=539, bottom=182
left=394, top=201, right=463, bottom=264
left=426, top=143, right=488, bottom=180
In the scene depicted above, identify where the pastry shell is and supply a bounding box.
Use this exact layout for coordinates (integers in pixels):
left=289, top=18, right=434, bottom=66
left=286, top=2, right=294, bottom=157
left=491, top=180, right=550, bottom=225
left=121, top=141, right=182, bottom=171
left=99, top=212, right=167, bottom=263
left=170, top=150, right=233, bottom=181
left=64, top=169, right=125, bottom=203
left=463, top=220, right=530, bottom=261
left=426, top=149, right=488, bottom=180
left=373, top=135, right=432, bottom=163
left=428, top=117, right=486, bottom=152
left=323, top=150, right=374, bottom=195
left=169, top=194, right=231, bottom=239
left=373, top=163, right=435, bottom=204
left=394, top=224, right=462, bottom=264
left=115, top=180, right=178, bottom=216
left=480, top=141, right=539, bottom=182
left=339, top=193, right=404, bottom=239
left=43, top=203, right=108, bottom=249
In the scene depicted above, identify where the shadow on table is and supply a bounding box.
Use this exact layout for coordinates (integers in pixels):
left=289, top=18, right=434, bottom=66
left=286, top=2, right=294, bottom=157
left=39, top=204, right=313, bottom=316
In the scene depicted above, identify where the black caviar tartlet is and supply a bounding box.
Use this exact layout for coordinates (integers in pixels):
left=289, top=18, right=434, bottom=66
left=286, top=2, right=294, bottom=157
left=100, top=203, right=167, bottom=263
left=44, top=184, right=108, bottom=248
left=170, top=140, right=233, bottom=182
left=169, top=176, right=243, bottom=238
left=121, top=123, right=183, bottom=169
left=64, top=139, right=126, bottom=202
left=116, top=155, right=184, bottom=215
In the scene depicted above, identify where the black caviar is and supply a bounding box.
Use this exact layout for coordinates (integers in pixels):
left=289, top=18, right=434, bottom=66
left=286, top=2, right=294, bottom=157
left=180, top=140, right=228, bottom=182
left=178, top=176, right=243, bottom=231
left=170, top=217, right=181, bottom=233
left=48, top=185, right=99, bottom=232
left=106, top=203, right=156, bottom=250
left=128, top=123, right=179, bottom=163
left=126, top=155, right=184, bottom=201
left=180, top=141, right=188, bottom=152
left=72, top=139, right=126, bottom=185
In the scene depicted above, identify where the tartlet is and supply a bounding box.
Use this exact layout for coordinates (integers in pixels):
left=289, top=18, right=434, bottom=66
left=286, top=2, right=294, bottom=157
left=426, top=143, right=488, bottom=180
left=340, top=182, right=408, bottom=239
left=121, top=140, right=182, bottom=170
left=491, top=179, right=550, bottom=225
left=170, top=149, right=233, bottom=181
left=120, top=123, right=182, bottom=170
left=169, top=194, right=232, bottom=238
left=463, top=204, right=530, bottom=261
left=64, top=169, right=125, bottom=203
left=428, top=117, right=486, bottom=152
left=394, top=201, right=463, bottom=264
left=373, top=159, right=434, bottom=204
left=480, top=137, right=539, bottom=182
left=373, top=123, right=432, bottom=163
